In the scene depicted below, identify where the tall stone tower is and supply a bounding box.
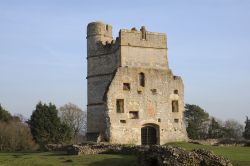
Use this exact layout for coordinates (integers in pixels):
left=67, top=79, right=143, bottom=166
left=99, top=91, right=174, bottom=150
left=86, top=22, right=187, bottom=145
left=86, top=22, right=119, bottom=140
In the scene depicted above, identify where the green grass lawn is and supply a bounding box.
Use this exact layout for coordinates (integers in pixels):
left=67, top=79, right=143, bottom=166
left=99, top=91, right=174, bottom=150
left=166, top=142, right=250, bottom=166
left=0, top=143, right=249, bottom=166
left=0, top=152, right=137, bottom=166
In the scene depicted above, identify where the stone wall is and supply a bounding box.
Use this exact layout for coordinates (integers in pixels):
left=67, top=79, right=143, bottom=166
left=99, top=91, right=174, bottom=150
left=66, top=143, right=143, bottom=155
left=121, top=46, right=168, bottom=69
left=120, top=29, right=167, bottom=49
left=120, top=28, right=169, bottom=69
left=106, top=67, right=187, bottom=144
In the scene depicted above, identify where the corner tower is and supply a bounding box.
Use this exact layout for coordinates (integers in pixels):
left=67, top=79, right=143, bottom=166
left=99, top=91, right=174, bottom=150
left=87, top=22, right=113, bottom=54
left=86, top=22, right=120, bottom=141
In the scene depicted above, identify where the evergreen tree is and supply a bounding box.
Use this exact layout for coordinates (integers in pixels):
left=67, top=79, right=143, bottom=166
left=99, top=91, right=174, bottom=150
left=0, top=104, right=12, bottom=122
left=28, top=102, right=72, bottom=148
left=184, top=104, right=210, bottom=139
left=243, top=116, right=250, bottom=140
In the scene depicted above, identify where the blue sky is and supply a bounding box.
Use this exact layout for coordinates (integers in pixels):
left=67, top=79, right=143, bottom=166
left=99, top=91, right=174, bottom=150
left=0, top=0, right=249, bottom=123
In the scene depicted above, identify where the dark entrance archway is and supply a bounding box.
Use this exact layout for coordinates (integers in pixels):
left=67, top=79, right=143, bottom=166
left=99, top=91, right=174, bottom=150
left=141, top=124, right=159, bottom=145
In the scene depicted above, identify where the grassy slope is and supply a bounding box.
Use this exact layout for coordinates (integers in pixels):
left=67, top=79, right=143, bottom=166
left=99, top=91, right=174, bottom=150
left=166, top=142, right=250, bottom=166
left=0, top=152, right=137, bottom=166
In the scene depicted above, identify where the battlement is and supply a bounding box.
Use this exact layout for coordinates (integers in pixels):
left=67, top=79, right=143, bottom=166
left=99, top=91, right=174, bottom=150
left=87, top=22, right=168, bottom=57
left=87, top=22, right=169, bottom=69
left=119, top=27, right=167, bottom=49
left=119, top=26, right=169, bottom=69
left=87, top=22, right=114, bottom=56
left=87, top=21, right=112, bottom=39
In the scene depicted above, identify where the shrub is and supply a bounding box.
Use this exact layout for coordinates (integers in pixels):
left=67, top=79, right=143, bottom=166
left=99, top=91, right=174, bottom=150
left=0, top=121, right=38, bottom=151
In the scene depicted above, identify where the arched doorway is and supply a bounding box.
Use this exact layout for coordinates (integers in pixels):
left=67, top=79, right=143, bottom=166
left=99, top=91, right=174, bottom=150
left=141, top=124, right=159, bottom=145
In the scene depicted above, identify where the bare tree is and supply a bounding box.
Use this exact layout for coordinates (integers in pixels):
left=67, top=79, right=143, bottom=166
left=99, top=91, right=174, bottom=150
left=223, top=119, right=244, bottom=139
left=59, top=103, right=86, bottom=143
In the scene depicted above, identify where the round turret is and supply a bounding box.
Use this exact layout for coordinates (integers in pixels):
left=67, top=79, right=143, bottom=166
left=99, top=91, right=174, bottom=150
left=87, top=22, right=112, bottom=38
left=87, top=22, right=113, bottom=54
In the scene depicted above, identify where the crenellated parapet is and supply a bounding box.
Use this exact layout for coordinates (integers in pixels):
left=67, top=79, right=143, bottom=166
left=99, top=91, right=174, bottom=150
left=119, top=26, right=169, bottom=69
left=87, top=22, right=115, bottom=57
left=88, top=37, right=120, bottom=57
left=87, top=22, right=168, bottom=57
left=119, top=27, right=167, bottom=49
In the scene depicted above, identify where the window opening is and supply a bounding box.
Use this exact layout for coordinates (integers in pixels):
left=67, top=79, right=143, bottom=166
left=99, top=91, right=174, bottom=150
left=139, top=73, right=145, bottom=87
left=123, top=83, right=130, bottom=91
left=172, top=100, right=179, bottom=112
left=120, top=120, right=126, bottom=123
left=129, top=111, right=139, bottom=119
left=116, top=99, right=124, bottom=113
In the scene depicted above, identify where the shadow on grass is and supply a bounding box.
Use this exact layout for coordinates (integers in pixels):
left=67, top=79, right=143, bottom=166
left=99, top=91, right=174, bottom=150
left=42, top=151, right=68, bottom=156
left=232, top=161, right=250, bottom=166
left=88, top=155, right=137, bottom=166
left=12, top=153, right=29, bottom=158
left=63, top=159, right=73, bottom=163
left=13, top=154, right=22, bottom=158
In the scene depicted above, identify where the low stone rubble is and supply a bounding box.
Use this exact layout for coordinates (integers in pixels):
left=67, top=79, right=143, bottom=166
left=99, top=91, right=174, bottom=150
left=189, top=138, right=250, bottom=147
left=66, top=143, right=233, bottom=166
left=66, top=143, right=142, bottom=155
left=138, top=146, right=233, bottom=166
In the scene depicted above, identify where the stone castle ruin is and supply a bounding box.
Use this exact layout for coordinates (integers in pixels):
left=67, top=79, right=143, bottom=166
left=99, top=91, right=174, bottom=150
left=86, top=22, right=187, bottom=145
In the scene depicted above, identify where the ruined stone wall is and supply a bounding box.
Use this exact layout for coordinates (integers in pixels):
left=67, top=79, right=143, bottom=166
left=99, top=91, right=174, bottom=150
left=86, top=22, right=187, bottom=143
left=106, top=67, right=187, bottom=145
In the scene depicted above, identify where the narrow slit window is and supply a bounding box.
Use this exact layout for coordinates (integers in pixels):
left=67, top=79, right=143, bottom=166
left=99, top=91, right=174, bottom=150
left=139, top=72, right=145, bottom=87
left=172, top=100, right=179, bottom=112
left=116, top=99, right=124, bottom=113
left=174, top=89, right=178, bottom=94
left=174, top=119, right=179, bottom=123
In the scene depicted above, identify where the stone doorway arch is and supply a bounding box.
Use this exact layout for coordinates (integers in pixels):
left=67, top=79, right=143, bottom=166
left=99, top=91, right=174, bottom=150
left=141, top=124, right=159, bottom=145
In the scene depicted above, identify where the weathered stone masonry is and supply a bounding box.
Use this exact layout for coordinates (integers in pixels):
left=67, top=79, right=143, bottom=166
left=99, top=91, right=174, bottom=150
left=86, top=22, right=188, bottom=145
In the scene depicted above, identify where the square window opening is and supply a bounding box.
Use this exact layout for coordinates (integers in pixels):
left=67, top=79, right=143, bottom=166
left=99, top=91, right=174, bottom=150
left=123, top=83, right=130, bottom=91
left=120, top=120, right=126, bottom=123
left=151, top=89, right=157, bottom=94
left=129, top=111, right=139, bottom=119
